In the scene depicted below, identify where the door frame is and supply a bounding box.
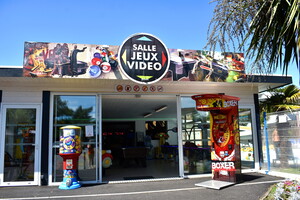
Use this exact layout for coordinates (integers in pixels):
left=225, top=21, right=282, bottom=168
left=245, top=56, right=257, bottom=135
left=48, top=93, right=181, bottom=184
left=48, top=93, right=99, bottom=186
left=239, top=105, right=259, bottom=171
left=0, top=103, right=42, bottom=186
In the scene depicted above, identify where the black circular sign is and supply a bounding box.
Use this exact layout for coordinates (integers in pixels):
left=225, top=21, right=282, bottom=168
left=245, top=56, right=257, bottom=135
left=118, top=33, right=170, bottom=84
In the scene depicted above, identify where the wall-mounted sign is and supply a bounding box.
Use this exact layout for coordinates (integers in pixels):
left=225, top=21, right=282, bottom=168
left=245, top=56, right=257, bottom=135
left=23, top=40, right=246, bottom=83
left=115, top=84, right=164, bottom=93
left=118, top=33, right=170, bottom=84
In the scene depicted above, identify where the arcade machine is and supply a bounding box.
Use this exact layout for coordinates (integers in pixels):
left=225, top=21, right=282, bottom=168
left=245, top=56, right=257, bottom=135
left=192, top=94, right=241, bottom=189
left=59, top=125, right=82, bottom=190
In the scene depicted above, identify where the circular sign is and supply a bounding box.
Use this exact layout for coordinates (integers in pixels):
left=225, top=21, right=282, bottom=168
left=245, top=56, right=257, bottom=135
left=150, top=85, right=156, bottom=92
left=116, top=85, right=123, bottom=92
left=133, top=85, right=140, bottom=92
left=118, top=33, right=170, bottom=84
left=142, top=85, right=148, bottom=92
left=157, top=85, right=164, bottom=92
left=125, top=85, right=132, bottom=92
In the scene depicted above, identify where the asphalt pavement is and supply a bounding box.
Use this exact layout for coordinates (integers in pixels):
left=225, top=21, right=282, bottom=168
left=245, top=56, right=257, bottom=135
left=0, top=172, right=284, bottom=200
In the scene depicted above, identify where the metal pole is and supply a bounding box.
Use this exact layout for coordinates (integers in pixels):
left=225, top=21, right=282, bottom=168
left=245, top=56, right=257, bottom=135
left=263, top=112, right=271, bottom=174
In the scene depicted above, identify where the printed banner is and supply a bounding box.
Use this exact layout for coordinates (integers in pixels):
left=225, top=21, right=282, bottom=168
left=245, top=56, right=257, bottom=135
left=23, top=41, right=245, bottom=83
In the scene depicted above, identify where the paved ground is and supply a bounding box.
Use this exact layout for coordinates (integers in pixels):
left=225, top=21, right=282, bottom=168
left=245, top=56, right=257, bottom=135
left=0, top=173, right=284, bottom=200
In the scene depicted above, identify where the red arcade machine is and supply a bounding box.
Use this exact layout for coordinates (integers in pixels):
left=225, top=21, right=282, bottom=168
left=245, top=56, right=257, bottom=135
left=192, top=94, right=241, bottom=189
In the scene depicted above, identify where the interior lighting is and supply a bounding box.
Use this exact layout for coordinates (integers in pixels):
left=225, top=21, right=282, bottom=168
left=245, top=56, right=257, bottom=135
left=143, top=113, right=153, bottom=118
left=155, top=105, right=167, bottom=113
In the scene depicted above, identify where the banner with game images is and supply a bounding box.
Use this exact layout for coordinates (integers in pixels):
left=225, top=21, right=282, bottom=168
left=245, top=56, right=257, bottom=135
left=23, top=42, right=122, bottom=79
left=23, top=41, right=245, bottom=83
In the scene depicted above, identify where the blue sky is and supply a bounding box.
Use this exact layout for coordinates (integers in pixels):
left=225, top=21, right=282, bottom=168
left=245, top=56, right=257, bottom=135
left=0, top=0, right=298, bottom=86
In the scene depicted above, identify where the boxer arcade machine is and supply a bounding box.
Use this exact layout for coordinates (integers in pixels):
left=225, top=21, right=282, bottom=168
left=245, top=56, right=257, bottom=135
left=59, top=125, right=82, bottom=190
left=192, top=94, right=241, bottom=189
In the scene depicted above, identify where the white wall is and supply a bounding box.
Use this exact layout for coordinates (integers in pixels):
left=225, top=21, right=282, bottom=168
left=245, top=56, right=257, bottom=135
left=2, top=91, right=42, bottom=103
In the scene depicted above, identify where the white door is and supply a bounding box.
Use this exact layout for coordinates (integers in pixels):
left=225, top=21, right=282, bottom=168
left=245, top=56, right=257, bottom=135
left=0, top=104, right=41, bottom=186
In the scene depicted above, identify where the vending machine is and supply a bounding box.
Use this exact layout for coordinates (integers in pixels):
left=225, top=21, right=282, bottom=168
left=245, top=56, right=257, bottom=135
left=192, top=94, right=241, bottom=188
left=59, top=125, right=82, bottom=190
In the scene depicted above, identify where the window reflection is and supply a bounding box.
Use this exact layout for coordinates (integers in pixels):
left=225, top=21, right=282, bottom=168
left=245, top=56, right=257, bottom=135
left=52, top=95, right=97, bottom=182
left=181, top=97, right=212, bottom=175
left=239, top=108, right=254, bottom=168
left=4, top=108, right=36, bottom=182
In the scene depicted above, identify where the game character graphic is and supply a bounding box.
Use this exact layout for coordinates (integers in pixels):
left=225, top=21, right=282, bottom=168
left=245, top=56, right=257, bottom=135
left=23, top=41, right=246, bottom=83
left=168, top=50, right=245, bottom=82
left=23, top=42, right=120, bottom=79
left=70, top=45, right=87, bottom=76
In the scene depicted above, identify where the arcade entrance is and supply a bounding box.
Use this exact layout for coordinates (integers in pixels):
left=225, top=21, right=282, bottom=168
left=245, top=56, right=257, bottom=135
left=50, top=94, right=179, bottom=184
left=49, top=94, right=254, bottom=185
left=101, top=95, right=179, bottom=182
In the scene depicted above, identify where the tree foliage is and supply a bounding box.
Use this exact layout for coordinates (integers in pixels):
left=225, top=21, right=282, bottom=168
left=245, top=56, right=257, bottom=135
left=207, top=0, right=299, bottom=75
left=260, top=84, right=300, bottom=112
left=54, top=96, right=94, bottom=124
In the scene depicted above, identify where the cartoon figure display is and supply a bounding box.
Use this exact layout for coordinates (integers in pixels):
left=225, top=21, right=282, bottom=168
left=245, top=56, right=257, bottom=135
left=59, top=125, right=82, bottom=190
left=192, top=94, right=241, bottom=183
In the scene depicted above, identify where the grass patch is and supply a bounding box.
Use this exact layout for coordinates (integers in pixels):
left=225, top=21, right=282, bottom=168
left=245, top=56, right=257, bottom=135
left=276, top=168, right=300, bottom=174
left=261, top=184, right=277, bottom=200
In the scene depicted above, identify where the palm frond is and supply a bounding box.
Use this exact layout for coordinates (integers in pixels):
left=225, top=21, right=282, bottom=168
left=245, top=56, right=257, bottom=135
left=260, top=84, right=300, bottom=113
left=206, top=0, right=300, bottom=75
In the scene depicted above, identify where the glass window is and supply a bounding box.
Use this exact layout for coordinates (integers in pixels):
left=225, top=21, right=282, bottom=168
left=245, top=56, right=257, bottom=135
left=181, top=97, right=211, bottom=175
left=181, top=97, right=255, bottom=176
left=52, top=95, right=97, bottom=182
left=239, top=108, right=254, bottom=168
left=4, top=108, right=36, bottom=182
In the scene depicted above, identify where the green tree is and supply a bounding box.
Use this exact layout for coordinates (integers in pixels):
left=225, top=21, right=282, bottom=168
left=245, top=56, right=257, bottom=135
left=72, top=105, right=94, bottom=124
left=260, top=84, right=300, bottom=112
left=54, top=96, right=73, bottom=124
left=207, top=0, right=299, bottom=75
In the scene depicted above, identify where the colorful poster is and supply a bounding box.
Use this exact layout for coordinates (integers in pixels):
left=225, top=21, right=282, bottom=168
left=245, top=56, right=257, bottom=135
left=23, top=42, right=122, bottom=79
left=23, top=41, right=245, bottom=83
left=168, top=49, right=245, bottom=82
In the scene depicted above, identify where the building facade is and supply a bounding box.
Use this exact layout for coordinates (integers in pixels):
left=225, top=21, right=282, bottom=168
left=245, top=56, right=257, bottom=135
left=0, top=36, right=292, bottom=186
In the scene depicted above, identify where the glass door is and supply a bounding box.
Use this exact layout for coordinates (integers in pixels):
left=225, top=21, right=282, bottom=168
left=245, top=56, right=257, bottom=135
left=50, top=95, right=98, bottom=184
left=239, top=108, right=255, bottom=169
left=181, top=97, right=212, bottom=176
left=0, top=104, right=41, bottom=186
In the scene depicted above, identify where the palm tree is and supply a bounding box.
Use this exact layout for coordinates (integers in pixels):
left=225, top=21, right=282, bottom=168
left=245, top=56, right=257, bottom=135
left=260, top=84, right=300, bottom=113
left=207, top=0, right=299, bottom=75
left=260, top=84, right=300, bottom=169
